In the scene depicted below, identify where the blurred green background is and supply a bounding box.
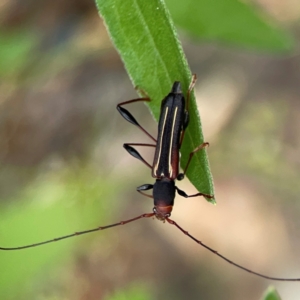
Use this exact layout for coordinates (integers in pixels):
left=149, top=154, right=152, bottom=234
left=1, top=0, right=300, bottom=299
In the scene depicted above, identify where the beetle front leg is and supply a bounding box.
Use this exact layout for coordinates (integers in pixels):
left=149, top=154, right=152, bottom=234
left=137, top=184, right=154, bottom=199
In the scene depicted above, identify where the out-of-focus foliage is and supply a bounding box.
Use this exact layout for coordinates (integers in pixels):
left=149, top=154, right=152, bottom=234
left=0, top=30, right=38, bottom=79
left=165, top=0, right=293, bottom=52
left=104, top=283, right=152, bottom=300
left=261, top=286, right=282, bottom=300
left=0, top=165, right=119, bottom=299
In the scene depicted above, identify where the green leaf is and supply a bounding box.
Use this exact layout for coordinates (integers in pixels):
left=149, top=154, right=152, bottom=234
left=165, top=0, right=293, bottom=52
left=96, top=0, right=215, bottom=203
left=261, top=286, right=282, bottom=300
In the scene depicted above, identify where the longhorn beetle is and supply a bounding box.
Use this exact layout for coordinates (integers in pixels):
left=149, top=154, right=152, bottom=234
left=0, top=75, right=299, bottom=282
left=117, top=74, right=214, bottom=220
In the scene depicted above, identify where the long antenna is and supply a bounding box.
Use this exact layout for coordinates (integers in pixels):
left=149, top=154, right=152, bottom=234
left=1, top=215, right=299, bottom=281
left=0, top=213, right=154, bottom=250
left=166, top=217, right=300, bottom=282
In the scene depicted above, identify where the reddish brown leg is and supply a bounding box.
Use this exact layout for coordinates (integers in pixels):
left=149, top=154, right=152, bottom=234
left=117, top=98, right=156, bottom=142
left=185, top=74, right=197, bottom=112
left=137, top=184, right=154, bottom=199
left=124, top=143, right=156, bottom=169
left=175, top=186, right=214, bottom=199
left=183, top=142, right=209, bottom=175
left=179, top=74, right=197, bottom=146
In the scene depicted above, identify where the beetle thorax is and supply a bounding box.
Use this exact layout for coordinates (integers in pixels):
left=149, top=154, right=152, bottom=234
left=153, top=178, right=175, bottom=220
